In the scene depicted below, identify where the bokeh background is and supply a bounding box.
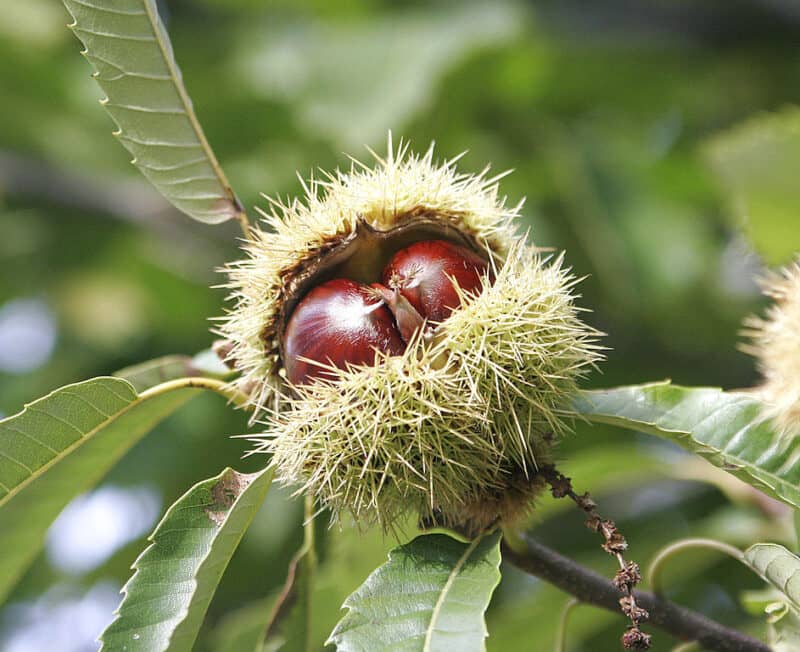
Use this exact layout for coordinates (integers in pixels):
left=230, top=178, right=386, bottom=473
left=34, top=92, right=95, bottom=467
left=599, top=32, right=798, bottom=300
left=2, top=0, right=800, bottom=650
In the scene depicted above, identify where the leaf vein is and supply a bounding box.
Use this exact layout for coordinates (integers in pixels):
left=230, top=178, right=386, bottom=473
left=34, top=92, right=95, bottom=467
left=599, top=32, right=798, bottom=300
left=166, top=192, right=226, bottom=201
left=135, top=156, right=209, bottom=172
left=56, top=390, right=115, bottom=418
left=423, top=536, right=483, bottom=651
left=67, top=0, right=147, bottom=16
left=117, top=134, right=204, bottom=148
left=103, top=103, right=185, bottom=115
left=91, top=382, right=136, bottom=403
left=0, top=450, right=34, bottom=474
left=153, top=175, right=219, bottom=186
left=2, top=422, right=65, bottom=455
left=83, top=53, right=171, bottom=81
left=72, top=27, right=157, bottom=42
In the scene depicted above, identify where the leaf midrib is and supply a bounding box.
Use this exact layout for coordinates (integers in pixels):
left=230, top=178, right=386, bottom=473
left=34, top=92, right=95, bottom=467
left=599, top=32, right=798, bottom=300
left=582, top=408, right=796, bottom=500
left=0, top=379, right=138, bottom=508
left=423, top=535, right=482, bottom=651
left=745, top=544, right=800, bottom=613
left=140, top=0, right=233, bottom=197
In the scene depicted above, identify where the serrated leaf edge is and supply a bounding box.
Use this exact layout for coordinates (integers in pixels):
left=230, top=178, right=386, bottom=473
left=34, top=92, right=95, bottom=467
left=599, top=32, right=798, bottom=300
left=0, top=376, right=138, bottom=508
left=100, top=466, right=273, bottom=651
left=744, top=543, right=800, bottom=614
left=328, top=531, right=502, bottom=652
left=575, top=381, right=800, bottom=508
left=62, top=0, right=243, bottom=225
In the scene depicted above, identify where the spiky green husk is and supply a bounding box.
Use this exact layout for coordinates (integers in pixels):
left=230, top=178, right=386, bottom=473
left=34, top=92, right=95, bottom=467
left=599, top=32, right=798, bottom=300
left=221, top=141, right=602, bottom=530
left=743, top=258, right=800, bottom=436
left=217, top=140, right=520, bottom=415
left=246, top=243, right=602, bottom=530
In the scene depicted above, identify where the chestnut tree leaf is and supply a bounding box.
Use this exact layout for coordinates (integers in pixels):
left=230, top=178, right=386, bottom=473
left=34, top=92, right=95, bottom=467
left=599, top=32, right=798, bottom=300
left=0, top=376, right=198, bottom=604
left=573, top=382, right=800, bottom=509
left=61, top=0, right=243, bottom=225
left=795, top=512, right=800, bottom=553
left=744, top=544, right=800, bottom=613
left=769, top=610, right=800, bottom=652
left=328, top=531, right=502, bottom=652
left=101, top=466, right=274, bottom=652
left=743, top=544, right=800, bottom=652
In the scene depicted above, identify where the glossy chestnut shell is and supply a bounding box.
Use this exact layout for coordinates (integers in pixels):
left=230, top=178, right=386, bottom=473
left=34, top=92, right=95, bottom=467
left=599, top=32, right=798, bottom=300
left=281, top=236, right=491, bottom=386
left=282, top=278, right=405, bottom=385
left=382, top=239, right=489, bottom=323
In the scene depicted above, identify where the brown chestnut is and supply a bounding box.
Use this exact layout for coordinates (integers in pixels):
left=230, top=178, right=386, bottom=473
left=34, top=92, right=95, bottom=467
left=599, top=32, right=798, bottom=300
left=282, top=240, right=491, bottom=385
left=382, top=239, right=489, bottom=323
left=282, top=278, right=405, bottom=385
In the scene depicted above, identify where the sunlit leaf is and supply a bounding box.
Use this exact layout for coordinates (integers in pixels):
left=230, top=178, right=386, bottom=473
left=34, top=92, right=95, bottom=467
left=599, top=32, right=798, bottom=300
left=0, top=376, right=197, bottom=603
left=770, top=609, right=800, bottom=652
left=61, top=0, right=243, bottom=225
left=743, top=544, right=800, bottom=652
left=101, top=466, right=274, bottom=652
left=573, top=382, right=800, bottom=509
left=328, top=531, right=502, bottom=652
left=744, top=544, right=800, bottom=613
left=705, top=108, right=800, bottom=264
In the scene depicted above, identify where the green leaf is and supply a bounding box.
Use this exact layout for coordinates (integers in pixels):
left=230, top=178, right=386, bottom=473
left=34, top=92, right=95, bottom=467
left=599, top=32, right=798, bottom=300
left=115, top=349, right=234, bottom=393
left=328, top=531, right=502, bottom=652
left=263, top=499, right=317, bottom=652
left=743, top=544, right=800, bottom=651
left=770, top=610, right=800, bottom=652
left=795, top=512, right=800, bottom=554
left=101, top=466, right=274, bottom=652
left=573, top=382, right=800, bottom=510
left=705, top=107, right=800, bottom=264
left=61, top=0, right=242, bottom=225
left=744, top=544, right=800, bottom=613
left=0, top=376, right=197, bottom=603
left=312, top=518, right=408, bottom=649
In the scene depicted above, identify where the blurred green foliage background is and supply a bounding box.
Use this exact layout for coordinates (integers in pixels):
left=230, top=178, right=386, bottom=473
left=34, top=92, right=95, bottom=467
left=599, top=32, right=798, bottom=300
left=1, top=0, right=799, bottom=650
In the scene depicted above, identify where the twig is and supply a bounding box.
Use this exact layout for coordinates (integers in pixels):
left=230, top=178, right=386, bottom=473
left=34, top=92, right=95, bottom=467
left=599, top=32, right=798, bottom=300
left=541, top=464, right=651, bottom=649
left=501, top=535, right=770, bottom=652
